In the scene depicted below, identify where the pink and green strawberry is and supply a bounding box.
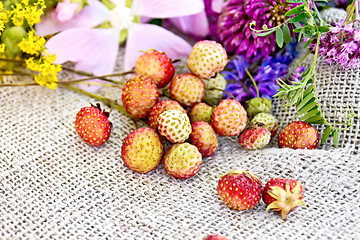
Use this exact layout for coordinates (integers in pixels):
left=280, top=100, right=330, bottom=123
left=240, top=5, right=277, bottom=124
left=163, top=143, right=202, bottom=179
left=217, top=170, right=262, bottom=211
left=121, top=127, right=164, bottom=173
left=135, top=49, right=175, bottom=88
left=75, top=103, right=111, bottom=146
left=246, top=97, right=272, bottom=120
left=263, top=178, right=306, bottom=220
left=278, top=121, right=319, bottom=149
left=187, top=40, right=228, bottom=79
left=238, top=126, right=271, bottom=150
left=169, top=73, right=205, bottom=107
left=188, top=102, right=214, bottom=123
left=189, top=121, right=218, bottom=157
left=148, top=100, right=186, bottom=130
left=251, top=112, right=279, bottom=139
left=211, top=99, right=247, bottom=137
left=121, top=75, right=159, bottom=119
left=157, top=109, right=192, bottom=143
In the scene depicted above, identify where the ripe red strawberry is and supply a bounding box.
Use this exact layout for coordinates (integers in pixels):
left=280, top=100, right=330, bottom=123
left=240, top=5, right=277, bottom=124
left=157, top=109, right=192, bottom=143
left=217, top=170, right=262, bottom=211
left=135, top=49, right=175, bottom=88
left=169, top=73, right=205, bottom=107
left=163, top=143, right=202, bottom=179
left=189, top=121, right=218, bottom=157
left=278, top=121, right=319, bottom=149
left=211, top=99, right=247, bottom=137
left=75, top=103, right=112, bottom=146
left=121, top=127, right=164, bottom=173
left=187, top=40, right=228, bottom=79
left=238, top=126, right=271, bottom=150
left=121, top=75, right=159, bottom=119
left=203, top=234, right=229, bottom=240
left=148, top=100, right=186, bottom=130
left=188, top=102, right=214, bottom=123
left=263, top=178, right=306, bottom=220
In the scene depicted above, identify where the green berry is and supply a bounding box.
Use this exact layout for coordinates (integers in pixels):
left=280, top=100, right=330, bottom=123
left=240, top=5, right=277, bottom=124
left=246, top=97, right=272, bottom=120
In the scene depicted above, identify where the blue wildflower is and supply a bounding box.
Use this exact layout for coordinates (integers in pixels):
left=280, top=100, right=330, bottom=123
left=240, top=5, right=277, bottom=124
left=222, top=55, right=248, bottom=82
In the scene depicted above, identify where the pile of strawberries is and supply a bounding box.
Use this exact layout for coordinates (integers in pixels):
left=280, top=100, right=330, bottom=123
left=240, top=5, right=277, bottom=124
left=74, top=40, right=320, bottom=221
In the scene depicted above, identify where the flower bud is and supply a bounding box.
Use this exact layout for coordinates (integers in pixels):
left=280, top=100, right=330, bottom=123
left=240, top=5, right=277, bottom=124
left=1, top=26, right=27, bottom=57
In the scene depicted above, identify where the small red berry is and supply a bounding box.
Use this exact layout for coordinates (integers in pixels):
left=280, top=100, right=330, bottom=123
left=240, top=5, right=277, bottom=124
left=217, top=170, right=262, bottom=211
left=75, top=103, right=111, bottom=146
left=278, top=121, right=319, bottom=149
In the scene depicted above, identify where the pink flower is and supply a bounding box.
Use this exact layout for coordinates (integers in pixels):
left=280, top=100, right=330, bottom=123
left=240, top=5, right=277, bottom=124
left=36, top=0, right=204, bottom=77
left=55, top=0, right=81, bottom=22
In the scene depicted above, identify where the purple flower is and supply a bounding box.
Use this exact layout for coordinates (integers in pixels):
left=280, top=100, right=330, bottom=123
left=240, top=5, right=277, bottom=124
left=309, top=21, right=360, bottom=68
left=222, top=55, right=248, bottom=81
left=224, top=83, right=250, bottom=103
left=217, top=0, right=298, bottom=62
left=289, top=66, right=305, bottom=83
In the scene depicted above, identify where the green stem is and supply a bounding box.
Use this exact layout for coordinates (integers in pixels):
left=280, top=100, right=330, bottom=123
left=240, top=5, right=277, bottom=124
left=244, top=67, right=259, bottom=98
left=63, top=84, right=131, bottom=118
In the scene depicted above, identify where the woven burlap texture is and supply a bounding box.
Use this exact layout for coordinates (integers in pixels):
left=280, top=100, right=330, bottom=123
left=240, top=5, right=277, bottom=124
left=1, top=48, right=359, bottom=239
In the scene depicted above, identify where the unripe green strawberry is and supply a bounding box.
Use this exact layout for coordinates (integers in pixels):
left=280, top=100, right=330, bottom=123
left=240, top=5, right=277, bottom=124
left=278, top=121, right=319, bottom=149
left=75, top=103, right=112, bottom=146
left=217, top=170, right=262, bottom=211
left=246, top=97, right=272, bottom=120
left=189, top=121, right=218, bottom=157
left=204, top=73, right=227, bottom=105
left=238, top=127, right=271, bottom=150
left=121, top=75, right=159, bottom=119
left=187, top=40, right=228, bottom=79
left=135, top=49, right=175, bottom=88
left=251, top=113, right=279, bottom=139
left=121, top=127, right=164, bottom=173
left=163, top=143, right=202, bottom=179
left=188, top=102, right=214, bottom=123
left=263, top=178, right=306, bottom=220
left=170, top=73, right=205, bottom=107
left=211, top=99, right=247, bottom=137
left=148, top=100, right=186, bottom=130
left=157, top=109, right=191, bottom=143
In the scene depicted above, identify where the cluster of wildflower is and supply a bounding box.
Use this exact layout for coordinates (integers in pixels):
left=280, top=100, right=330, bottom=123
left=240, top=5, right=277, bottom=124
left=25, top=52, right=62, bottom=89
left=0, top=0, right=62, bottom=89
left=309, top=20, right=360, bottom=68
left=222, top=41, right=302, bottom=103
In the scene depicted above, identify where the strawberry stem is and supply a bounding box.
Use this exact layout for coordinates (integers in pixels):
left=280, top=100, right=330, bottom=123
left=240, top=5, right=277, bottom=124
left=245, top=67, right=259, bottom=98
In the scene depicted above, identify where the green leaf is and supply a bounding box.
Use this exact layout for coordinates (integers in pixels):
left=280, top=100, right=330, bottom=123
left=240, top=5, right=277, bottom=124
left=256, top=30, right=275, bottom=36
left=293, top=27, right=304, bottom=33
left=283, top=25, right=292, bottom=45
left=303, top=84, right=314, bottom=97
left=318, top=26, right=330, bottom=33
left=297, top=94, right=314, bottom=111
left=288, top=89, right=303, bottom=106
left=300, top=108, right=319, bottom=121
left=321, top=126, right=332, bottom=144
left=285, top=4, right=305, bottom=16
left=293, top=22, right=302, bottom=28
left=332, top=130, right=339, bottom=148
left=304, top=114, right=322, bottom=123
left=303, top=36, right=316, bottom=49
left=276, top=27, right=284, bottom=48
left=297, top=101, right=317, bottom=116
left=289, top=12, right=307, bottom=23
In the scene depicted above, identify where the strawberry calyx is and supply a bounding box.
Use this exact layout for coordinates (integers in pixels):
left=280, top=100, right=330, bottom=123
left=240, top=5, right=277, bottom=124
left=266, top=181, right=307, bottom=220
left=90, top=102, right=111, bottom=118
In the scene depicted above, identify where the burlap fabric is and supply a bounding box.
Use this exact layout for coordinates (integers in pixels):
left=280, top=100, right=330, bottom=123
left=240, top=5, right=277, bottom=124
left=0, top=49, right=359, bottom=239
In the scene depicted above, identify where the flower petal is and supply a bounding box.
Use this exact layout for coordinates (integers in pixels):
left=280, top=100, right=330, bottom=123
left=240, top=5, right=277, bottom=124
left=132, top=0, right=204, bottom=18
left=36, top=0, right=110, bottom=36
left=124, top=23, right=192, bottom=70
left=211, top=0, right=225, bottom=13
left=169, top=11, right=209, bottom=37
left=46, top=28, right=119, bottom=91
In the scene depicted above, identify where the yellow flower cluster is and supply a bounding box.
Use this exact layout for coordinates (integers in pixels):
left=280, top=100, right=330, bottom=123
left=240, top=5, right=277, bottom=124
left=26, top=52, right=62, bottom=90
left=0, top=2, right=7, bottom=54
left=10, top=0, right=46, bottom=26
left=18, top=31, right=46, bottom=55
